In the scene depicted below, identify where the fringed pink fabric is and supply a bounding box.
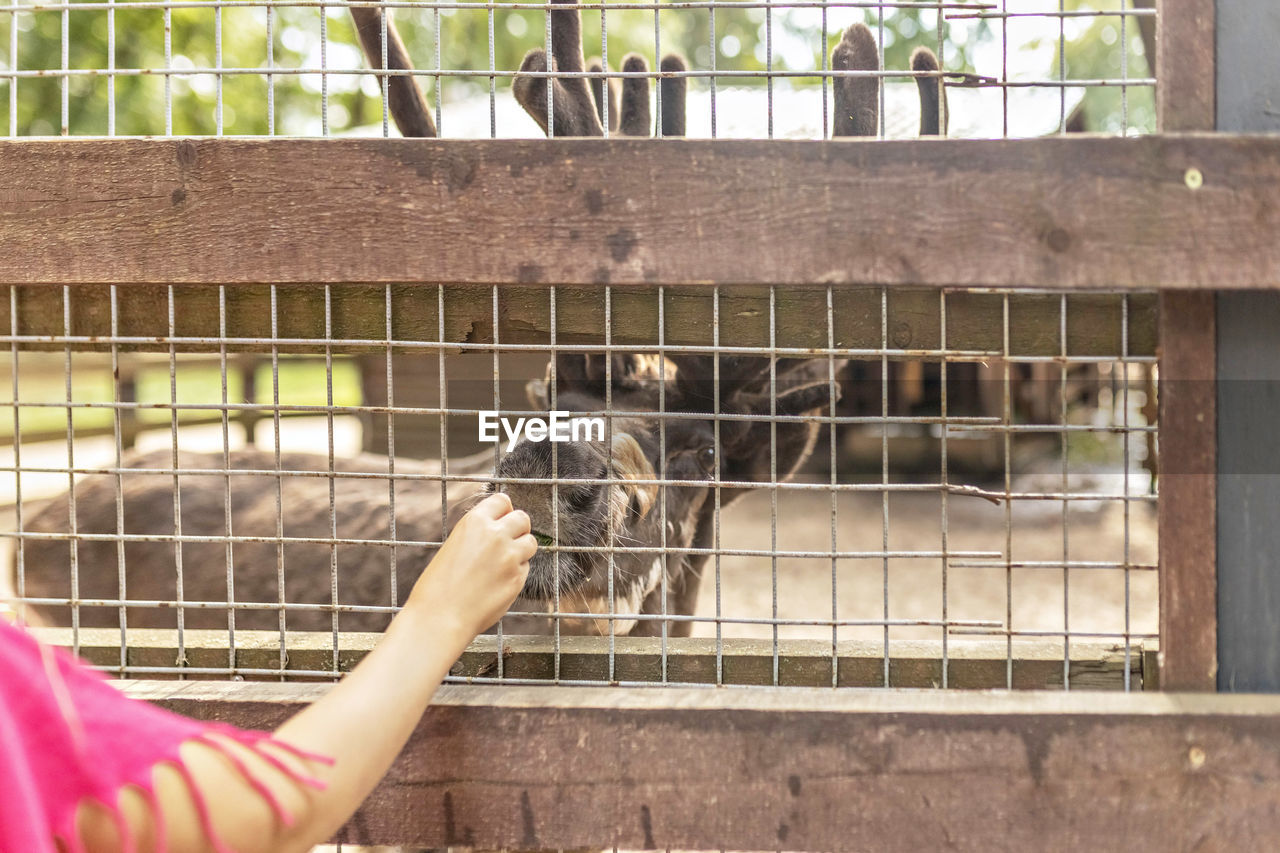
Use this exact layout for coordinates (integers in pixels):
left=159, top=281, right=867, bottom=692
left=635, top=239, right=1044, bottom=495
left=0, top=620, right=333, bottom=853
left=228, top=737, right=331, bottom=793
left=139, top=784, right=166, bottom=853
left=197, top=733, right=297, bottom=828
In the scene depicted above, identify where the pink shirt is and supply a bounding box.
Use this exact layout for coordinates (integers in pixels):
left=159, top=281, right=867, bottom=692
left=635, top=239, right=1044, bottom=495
left=0, top=620, right=331, bottom=853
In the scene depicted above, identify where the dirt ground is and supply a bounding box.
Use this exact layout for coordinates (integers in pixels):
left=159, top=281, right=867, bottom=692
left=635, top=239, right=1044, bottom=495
left=688, top=477, right=1157, bottom=647
left=1, top=417, right=1158, bottom=649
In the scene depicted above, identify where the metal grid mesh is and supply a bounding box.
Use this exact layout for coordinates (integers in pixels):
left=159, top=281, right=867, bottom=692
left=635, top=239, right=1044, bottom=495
left=1, top=283, right=1157, bottom=690
left=1, top=1, right=1156, bottom=139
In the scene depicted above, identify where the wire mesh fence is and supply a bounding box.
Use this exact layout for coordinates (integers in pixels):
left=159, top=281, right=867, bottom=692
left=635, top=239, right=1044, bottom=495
left=1, top=283, right=1158, bottom=690
left=1, top=0, right=1156, bottom=139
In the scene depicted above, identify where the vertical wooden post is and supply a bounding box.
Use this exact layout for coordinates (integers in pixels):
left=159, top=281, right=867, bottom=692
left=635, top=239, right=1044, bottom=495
left=1156, top=296, right=1216, bottom=690
left=1155, top=0, right=1217, bottom=690
left=1155, top=0, right=1215, bottom=133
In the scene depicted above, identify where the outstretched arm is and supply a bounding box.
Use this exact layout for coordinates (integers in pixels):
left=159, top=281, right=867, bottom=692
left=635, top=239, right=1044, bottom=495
left=76, top=493, right=534, bottom=853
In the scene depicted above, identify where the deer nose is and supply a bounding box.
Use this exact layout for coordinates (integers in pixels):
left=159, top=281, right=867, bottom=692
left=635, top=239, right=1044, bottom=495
left=494, top=439, right=608, bottom=516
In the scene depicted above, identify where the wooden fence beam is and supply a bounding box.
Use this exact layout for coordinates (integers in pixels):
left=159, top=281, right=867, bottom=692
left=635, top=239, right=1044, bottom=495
left=0, top=284, right=1157, bottom=356
left=1, top=136, right=1278, bottom=290
left=36, top=629, right=1143, bottom=691
left=122, top=681, right=1280, bottom=851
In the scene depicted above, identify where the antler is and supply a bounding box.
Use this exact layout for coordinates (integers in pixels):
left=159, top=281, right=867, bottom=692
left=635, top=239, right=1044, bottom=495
left=618, top=53, right=652, bottom=136
left=911, top=46, right=948, bottom=136
left=587, top=57, right=619, bottom=131
left=662, top=356, right=838, bottom=414
left=831, top=23, right=879, bottom=137
left=349, top=5, right=437, bottom=137
left=659, top=54, right=688, bottom=137
left=830, top=26, right=948, bottom=139
left=514, top=0, right=688, bottom=137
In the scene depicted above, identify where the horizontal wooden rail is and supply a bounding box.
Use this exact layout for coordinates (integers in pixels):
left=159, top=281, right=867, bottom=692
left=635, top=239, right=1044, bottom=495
left=0, top=136, right=1277, bottom=289
left=36, top=629, right=1144, bottom=690
left=121, top=681, right=1280, bottom=850
left=1, top=283, right=1156, bottom=356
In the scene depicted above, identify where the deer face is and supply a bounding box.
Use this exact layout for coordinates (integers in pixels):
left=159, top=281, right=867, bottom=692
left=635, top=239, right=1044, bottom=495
left=493, top=353, right=841, bottom=634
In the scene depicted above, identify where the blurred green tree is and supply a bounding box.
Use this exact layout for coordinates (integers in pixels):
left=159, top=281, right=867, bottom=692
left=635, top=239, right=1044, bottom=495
left=0, top=0, right=1153, bottom=136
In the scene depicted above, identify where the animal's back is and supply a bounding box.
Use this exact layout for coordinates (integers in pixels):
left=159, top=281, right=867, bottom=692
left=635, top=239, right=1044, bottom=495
left=15, top=449, right=483, bottom=632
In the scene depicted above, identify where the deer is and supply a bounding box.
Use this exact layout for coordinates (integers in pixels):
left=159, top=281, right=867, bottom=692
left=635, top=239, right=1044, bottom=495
left=12, top=354, right=844, bottom=638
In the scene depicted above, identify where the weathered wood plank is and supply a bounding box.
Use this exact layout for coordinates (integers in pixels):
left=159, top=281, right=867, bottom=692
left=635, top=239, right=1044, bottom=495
left=1157, top=0, right=1216, bottom=131
left=33, top=629, right=1142, bottom=690
left=1157, top=292, right=1216, bottom=690
left=0, top=284, right=1158, bottom=357
left=450, top=635, right=1141, bottom=691
left=0, top=136, right=1276, bottom=289
left=119, top=680, right=1280, bottom=851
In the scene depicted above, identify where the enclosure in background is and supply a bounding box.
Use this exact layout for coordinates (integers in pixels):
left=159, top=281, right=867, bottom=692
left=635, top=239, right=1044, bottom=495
left=1, top=283, right=1157, bottom=691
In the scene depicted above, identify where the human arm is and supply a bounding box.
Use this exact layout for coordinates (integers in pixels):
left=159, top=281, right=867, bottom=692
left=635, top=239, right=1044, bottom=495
left=75, top=492, right=534, bottom=853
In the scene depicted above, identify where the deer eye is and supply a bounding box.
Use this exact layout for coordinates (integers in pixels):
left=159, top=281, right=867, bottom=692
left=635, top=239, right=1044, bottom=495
left=562, top=482, right=597, bottom=510
left=697, top=445, right=716, bottom=474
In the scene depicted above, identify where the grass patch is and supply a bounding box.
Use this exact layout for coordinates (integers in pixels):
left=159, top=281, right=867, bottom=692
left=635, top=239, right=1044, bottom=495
left=0, top=356, right=362, bottom=439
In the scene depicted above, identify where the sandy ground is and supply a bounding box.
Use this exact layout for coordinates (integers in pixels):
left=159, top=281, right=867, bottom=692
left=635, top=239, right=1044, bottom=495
left=1, top=417, right=1157, bottom=648
left=688, top=477, right=1157, bottom=647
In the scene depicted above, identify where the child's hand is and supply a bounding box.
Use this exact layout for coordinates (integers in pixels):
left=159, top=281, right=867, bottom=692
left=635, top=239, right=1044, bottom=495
left=405, top=492, right=536, bottom=641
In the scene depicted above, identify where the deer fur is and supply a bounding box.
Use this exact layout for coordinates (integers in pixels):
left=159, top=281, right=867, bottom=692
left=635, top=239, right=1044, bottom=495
left=15, top=450, right=488, bottom=632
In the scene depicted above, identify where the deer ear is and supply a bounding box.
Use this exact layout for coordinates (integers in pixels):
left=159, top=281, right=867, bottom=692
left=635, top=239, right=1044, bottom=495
left=720, top=380, right=839, bottom=482
left=547, top=353, right=593, bottom=396
left=611, top=433, right=658, bottom=519
left=526, top=378, right=550, bottom=409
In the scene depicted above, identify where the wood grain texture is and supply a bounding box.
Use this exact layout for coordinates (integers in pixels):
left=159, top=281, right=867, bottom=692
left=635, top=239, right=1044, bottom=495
left=1158, top=292, right=1216, bottom=691
left=0, top=283, right=1158, bottom=356
left=0, top=136, right=1277, bottom=289
left=37, top=629, right=1143, bottom=690
left=1157, top=0, right=1215, bottom=131
left=121, top=681, right=1280, bottom=851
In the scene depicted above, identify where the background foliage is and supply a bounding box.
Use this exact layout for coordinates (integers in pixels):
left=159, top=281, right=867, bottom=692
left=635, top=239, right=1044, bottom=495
left=0, top=0, right=1153, bottom=136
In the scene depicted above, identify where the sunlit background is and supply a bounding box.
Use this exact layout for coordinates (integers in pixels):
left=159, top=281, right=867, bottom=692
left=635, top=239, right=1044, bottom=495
left=1, top=0, right=1154, bottom=139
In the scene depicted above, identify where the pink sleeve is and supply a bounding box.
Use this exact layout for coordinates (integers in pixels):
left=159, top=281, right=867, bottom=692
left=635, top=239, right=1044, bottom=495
left=0, top=621, right=333, bottom=853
